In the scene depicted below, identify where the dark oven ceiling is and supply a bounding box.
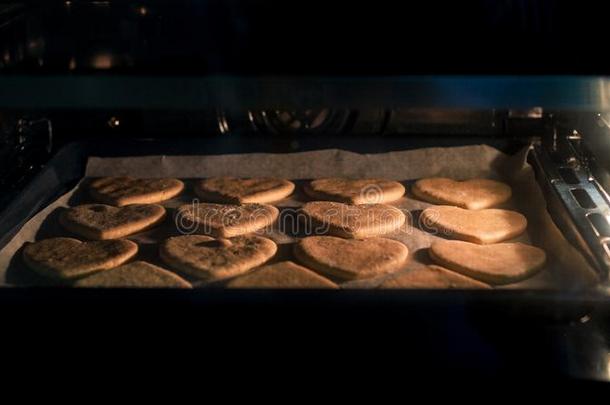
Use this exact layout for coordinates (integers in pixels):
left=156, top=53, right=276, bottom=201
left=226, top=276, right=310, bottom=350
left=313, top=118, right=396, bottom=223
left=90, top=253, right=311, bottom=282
left=0, top=0, right=608, bottom=75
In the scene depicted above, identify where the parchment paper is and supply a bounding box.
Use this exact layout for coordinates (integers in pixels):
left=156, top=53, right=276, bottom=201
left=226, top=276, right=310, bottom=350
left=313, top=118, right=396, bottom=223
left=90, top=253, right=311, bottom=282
left=0, top=145, right=599, bottom=288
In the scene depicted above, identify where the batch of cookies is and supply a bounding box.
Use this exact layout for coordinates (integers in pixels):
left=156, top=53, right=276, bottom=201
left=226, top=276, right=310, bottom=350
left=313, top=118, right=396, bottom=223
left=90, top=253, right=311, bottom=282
left=20, top=174, right=546, bottom=288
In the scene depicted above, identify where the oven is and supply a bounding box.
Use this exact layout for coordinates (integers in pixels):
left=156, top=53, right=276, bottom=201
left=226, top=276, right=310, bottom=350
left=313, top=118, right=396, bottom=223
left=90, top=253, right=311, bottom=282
left=2, top=1, right=610, bottom=385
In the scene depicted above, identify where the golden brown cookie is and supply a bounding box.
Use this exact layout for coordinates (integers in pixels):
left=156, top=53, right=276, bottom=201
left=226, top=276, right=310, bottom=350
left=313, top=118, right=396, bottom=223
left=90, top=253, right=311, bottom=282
left=305, top=178, right=405, bottom=204
left=22, top=237, right=138, bottom=280
left=176, top=203, right=279, bottom=238
left=195, top=177, right=295, bottom=204
left=300, top=201, right=405, bottom=239
left=225, top=261, right=338, bottom=289
left=412, top=178, right=512, bottom=209
left=89, top=177, right=184, bottom=206
left=420, top=205, right=527, bottom=244
left=379, top=264, right=491, bottom=289
left=73, top=261, right=192, bottom=288
left=159, top=234, right=277, bottom=281
left=294, top=236, right=408, bottom=280
left=429, top=239, right=546, bottom=285
left=59, top=204, right=166, bottom=240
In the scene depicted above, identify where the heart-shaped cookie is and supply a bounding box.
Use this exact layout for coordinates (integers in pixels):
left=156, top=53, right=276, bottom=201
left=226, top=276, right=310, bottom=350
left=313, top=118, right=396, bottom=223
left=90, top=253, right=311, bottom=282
left=420, top=205, right=526, bottom=244
left=60, top=204, right=166, bottom=240
left=379, top=264, right=491, bottom=289
left=305, top=178, right=405, bottom=204
left=23, top=237, right=138, bottom=280
left=412, top=178, right=511, bottom=209
left=429, top=239, right=546, bottom=285
left=300, top=201, right=405, bottom=238
left=195, top=177, right=295, bottom=204
left=176, top=203, right=279, bottom=238
left=225, top=261, right=338, bottom=289
left=159, top=235, right=277, bottom=280
left=73, top=261, right=192, bottom=288
left=89, top=177, right=184, bottom=206
left=294, top=236, right=409, bottom=280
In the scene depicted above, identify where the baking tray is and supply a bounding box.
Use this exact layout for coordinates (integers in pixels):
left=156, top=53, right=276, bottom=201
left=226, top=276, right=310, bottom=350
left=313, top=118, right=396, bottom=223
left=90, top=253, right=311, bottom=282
left=2, top=135, right=610, bottom=380
left=0, top=135, right=599, bottom=290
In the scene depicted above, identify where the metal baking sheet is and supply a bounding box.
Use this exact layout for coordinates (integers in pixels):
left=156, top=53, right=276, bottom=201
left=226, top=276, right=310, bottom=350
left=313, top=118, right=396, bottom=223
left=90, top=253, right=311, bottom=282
left=0, top=145, right=599, bottom=288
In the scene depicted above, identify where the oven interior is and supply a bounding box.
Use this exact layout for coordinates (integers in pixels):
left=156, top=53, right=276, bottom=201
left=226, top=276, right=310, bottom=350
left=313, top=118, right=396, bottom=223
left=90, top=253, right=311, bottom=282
left=3, top=1, right=610, bottom=382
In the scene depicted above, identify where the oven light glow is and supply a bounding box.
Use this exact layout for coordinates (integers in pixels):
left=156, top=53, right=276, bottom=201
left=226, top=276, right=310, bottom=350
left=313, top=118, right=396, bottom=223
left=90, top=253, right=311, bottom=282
left=108, top=117, right=120, bottom=128
left=91, top=53, right=113, bottom=69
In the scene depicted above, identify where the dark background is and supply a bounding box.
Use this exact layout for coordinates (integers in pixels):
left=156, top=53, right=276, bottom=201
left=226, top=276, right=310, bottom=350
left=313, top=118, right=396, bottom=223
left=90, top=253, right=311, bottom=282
left=1, top=0, right=609, bottom=75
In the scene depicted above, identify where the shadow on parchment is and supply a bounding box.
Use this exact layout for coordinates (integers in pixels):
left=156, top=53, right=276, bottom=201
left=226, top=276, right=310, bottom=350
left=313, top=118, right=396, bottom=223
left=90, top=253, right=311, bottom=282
left=412, top=248, right=434, bottom=266
left=268, top=242, right=296, bottom=263
left=67, top=178, right=95, bottom=206
left=34, top=207, right=70, bottom=241
left=410, top=209, right=423, bottom=229
left=400, top=179, right=417, bottom=196
left=275, top=207, right=307, bottom=238
left=288, top=179, right=314, bottom=203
